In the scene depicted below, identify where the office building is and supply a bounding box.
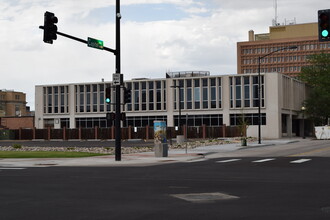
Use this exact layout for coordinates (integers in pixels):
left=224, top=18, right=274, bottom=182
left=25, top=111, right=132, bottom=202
left=35, top=71, right=306, bottom=139
left=237, top=23, right=330, bottom=76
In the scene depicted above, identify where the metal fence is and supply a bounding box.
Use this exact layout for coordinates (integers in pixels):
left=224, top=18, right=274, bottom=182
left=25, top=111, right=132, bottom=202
left=0, top=125, right=240, bottom=141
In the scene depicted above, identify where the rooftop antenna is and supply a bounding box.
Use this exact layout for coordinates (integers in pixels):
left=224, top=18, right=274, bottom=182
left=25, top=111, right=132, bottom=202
left=273, top=0, right=279, bottom=26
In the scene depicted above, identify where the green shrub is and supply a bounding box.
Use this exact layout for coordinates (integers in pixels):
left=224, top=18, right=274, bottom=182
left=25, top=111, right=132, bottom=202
left=12, top=144, right=22, bottom=149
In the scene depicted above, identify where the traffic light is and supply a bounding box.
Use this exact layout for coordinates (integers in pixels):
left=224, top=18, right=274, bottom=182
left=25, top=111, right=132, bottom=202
left=123, top=87, right=131, bottom=104
left=105, top=87, right=111, bottom=104
left=318, top=9, right=330, bottom=42
left=43, top=11, right=58, bottom=44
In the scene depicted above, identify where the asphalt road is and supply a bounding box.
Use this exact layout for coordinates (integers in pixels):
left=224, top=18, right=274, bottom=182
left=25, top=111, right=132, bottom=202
left=1, top=140, right=330, bottom=220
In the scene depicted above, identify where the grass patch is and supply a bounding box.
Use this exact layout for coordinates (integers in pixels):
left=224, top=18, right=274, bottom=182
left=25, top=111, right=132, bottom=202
left=0, top=151, right=108, bottom=159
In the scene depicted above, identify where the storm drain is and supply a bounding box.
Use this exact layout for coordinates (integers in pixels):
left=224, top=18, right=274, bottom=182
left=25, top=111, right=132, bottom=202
left=171, top=192, right=239, bottom=203
left=321, top=207, right=330, bottom=215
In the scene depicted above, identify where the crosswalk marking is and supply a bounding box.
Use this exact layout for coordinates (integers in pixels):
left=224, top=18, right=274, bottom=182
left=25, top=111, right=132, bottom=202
left=252, top=158, right=276, bottom=163
left=290, top=159, right=311, bottom=164
left=215, top=158, right=313, bottom=165
left=216, top=159, right=242, bottom=163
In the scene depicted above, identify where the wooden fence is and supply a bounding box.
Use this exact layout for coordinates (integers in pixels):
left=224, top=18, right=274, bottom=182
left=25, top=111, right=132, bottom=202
left=0, top=125, right=240, bottom=141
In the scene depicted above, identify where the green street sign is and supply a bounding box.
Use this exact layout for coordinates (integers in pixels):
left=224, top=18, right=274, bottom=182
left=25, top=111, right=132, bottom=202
left=87, top=37, right=104, bottom=50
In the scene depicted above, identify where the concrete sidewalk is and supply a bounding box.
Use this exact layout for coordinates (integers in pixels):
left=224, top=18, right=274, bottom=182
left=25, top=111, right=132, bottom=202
left=0, top=138, right=301, bottom=168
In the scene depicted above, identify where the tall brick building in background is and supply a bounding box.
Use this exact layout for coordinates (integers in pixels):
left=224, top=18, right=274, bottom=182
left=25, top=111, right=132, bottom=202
left=0, top=90, right=28, bottom=117
left=0, top=90, right=33, bottom=129
left=237, top=22, right=330, bottom=76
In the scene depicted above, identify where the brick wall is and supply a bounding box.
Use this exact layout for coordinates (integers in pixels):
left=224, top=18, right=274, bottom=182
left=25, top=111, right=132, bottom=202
left=0, top=116, right=34, bottom=129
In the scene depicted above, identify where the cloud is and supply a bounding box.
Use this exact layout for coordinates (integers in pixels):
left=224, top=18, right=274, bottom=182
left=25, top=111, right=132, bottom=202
left=1, top=0, right=330, bottom=110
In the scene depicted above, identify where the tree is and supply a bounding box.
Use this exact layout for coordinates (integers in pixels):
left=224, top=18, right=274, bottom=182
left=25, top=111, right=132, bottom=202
left=299, top=53, right=330, bottom=125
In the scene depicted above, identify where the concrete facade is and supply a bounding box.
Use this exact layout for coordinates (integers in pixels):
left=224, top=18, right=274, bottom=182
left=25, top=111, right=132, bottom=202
left=35, top=72, right=306, bottom=139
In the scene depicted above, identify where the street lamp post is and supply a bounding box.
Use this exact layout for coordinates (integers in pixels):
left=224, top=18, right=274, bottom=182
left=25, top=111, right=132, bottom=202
left=258, top=46, right=297, bottom=144
left=171, top=85, right=182, bottom=134
left=301, top=106, right=306, bottom=139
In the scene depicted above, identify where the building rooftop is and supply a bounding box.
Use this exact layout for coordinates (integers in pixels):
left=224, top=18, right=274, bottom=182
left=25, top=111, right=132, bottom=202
left=166, top=71, right=210, bottom=78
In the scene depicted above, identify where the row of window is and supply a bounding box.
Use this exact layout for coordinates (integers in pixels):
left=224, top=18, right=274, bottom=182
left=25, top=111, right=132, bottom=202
left=172, top=78, right=222, bottom=110
left=242, top=55, right=309, bottom=65
left=56, top=113, right=265, bottom=128
left=43, top=75, right=271, bottom=115
left=74, top=114, right=226, bottom=128
left=230, top=75, right=264, bottom=108
left=230, top=113, right=266, bottom=126
left=242, top=43, right=330, bottom=55
left=243, top=66, right=302, bottom=74
left=43, top=86, right=69, bottom=114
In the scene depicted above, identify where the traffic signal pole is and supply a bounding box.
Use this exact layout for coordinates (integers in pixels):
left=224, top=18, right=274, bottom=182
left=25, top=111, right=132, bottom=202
left=39, top=27, right=116, bottom=54
left=39, top=0, right=123, bottom=161
left=115, top=0, right=122, bottom=161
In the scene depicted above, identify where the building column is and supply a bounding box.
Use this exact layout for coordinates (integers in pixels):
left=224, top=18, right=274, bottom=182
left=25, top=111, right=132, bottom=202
left=69, top=85, right=76, bottom=128
left=287, top=114, right=293, bottom=138
left=166, top=78, right=174, bottom=127
left=222, top=75, right=231, bottom=126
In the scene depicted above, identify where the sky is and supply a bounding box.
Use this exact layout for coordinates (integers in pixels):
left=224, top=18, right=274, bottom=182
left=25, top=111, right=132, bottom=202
left=0, top=0, right=328, bottom=110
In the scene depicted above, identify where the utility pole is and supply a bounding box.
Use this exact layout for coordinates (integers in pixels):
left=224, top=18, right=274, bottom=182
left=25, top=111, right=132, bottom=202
left=39, top=1, right=123, bottom=161
left=115, top=0, right=121, bottom=161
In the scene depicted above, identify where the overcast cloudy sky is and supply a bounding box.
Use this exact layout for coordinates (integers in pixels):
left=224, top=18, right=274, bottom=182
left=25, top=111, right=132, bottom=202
left=0, top=0, right=328, bottom=109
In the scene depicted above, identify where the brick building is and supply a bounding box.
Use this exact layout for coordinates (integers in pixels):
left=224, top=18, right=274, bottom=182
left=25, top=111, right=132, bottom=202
left=0, top=90, right=28, bottom=117
left=237, top=23, right=330, bottom=76
left=0, top=90, right=33, bottom=129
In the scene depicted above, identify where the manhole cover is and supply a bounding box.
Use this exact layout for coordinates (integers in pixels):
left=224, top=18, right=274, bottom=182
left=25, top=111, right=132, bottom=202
left=321, top=207, right=330, bottom=214
left=171, top=192, right=239, bottom=203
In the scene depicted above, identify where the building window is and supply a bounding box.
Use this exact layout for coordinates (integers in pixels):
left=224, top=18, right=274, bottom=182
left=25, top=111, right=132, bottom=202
left=79, top=85, right=84, bottom=112
left=126, top=115, right=167, bottom=128
left=43, top=87, right=47, bottom=114
left=92, top=84, right=98, bottom=112
left=202, top=79, right=208, bottom=109
left=252, top=76, right=264, bottom=107
left=210, top=78, right=216, bottom=108
left=126, top=82, right=132, bottom=111
left=186, top=79, right=192, bottom=109
left=175, top=114, right=223, bottom=127
left=230, top=78, right=233, bottom=108
left=47, top=87, right=52, bottom=113
left=60, top=86, right=65, bottom=113
left=218, top=78, right=222, bottom=108
left=235, top=77, right=242, bottom=108
left=148, top=81, right=154, bottom=111
left=163, top=81, right=167, bottom=110
left=86, top=85, right=91, bottom=113
left=156, top=81, right=161, bottom=110
left=142, top=82, right=147, bottom=111
left=100, top=84, right=105, bottom=112
left=230, top=113, right=266, bottom=126
left=244, top=76, right=250, bottom=107
left=194, top=79, right=200, bottom=109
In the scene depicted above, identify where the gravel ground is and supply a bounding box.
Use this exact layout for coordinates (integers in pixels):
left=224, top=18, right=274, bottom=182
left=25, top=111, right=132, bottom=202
left=0, top=138, right=255, bottom=155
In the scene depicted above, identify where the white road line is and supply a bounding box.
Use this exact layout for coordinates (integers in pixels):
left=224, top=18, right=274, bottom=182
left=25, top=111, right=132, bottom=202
left=290, top=159, right=311, bottom=164
left=0, top=168, right=26, bottom=170
left=252, top=158, right=276, bottom=163
left=216, top=159, right=242, bottom=163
